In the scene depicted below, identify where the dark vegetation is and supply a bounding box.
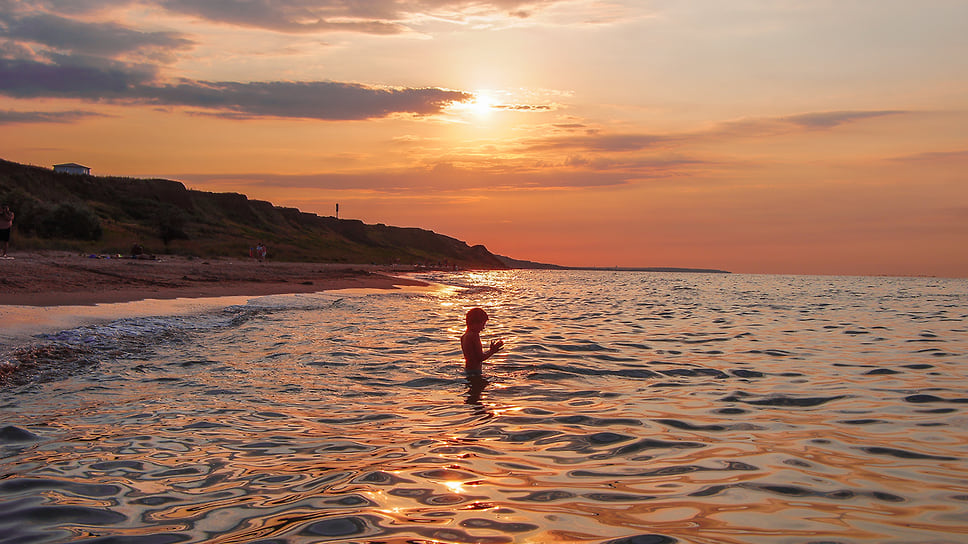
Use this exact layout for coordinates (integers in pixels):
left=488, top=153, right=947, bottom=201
left=0, top=159, right=506, bottom=268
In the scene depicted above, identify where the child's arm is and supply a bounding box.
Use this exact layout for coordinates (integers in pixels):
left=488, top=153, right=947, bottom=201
left=481, top=339, right=504, bottom=362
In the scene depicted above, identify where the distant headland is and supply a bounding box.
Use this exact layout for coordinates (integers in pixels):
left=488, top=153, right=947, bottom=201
left=495, top=255, right=730, bottom=274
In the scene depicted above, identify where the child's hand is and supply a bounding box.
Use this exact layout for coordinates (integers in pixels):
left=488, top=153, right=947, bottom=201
left=490, top=339, right=505, bottom=353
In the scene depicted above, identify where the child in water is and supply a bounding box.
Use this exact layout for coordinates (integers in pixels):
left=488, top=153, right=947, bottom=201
left=461, top=307, right=504, bottom=375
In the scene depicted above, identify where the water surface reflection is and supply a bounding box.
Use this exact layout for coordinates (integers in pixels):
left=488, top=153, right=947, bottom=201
left=2, top=272, right=967, bottom=543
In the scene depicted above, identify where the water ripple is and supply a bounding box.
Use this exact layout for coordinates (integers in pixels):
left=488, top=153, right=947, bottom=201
left=2, top=272, right=967, bottom=542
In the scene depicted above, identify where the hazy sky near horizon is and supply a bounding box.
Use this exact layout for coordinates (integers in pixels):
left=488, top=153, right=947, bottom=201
left=1, top=1, right=966, bottom=276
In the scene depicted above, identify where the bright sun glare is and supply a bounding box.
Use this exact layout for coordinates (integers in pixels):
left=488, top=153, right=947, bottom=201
left=470, top=93, right=494, bottom=116
left=453, top=91, right=495, bottom=118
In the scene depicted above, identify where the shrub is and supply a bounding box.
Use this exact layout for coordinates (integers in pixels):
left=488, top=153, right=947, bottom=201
left=38, top=202, right=103, bottom=240
left=3, top=197, right=104, bottom=241
left=157, top=205, right=189, bottom=246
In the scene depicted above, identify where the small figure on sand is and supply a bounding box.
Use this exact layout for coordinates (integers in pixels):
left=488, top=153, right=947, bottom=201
left=0, top=205, right=14, bottom=258
left=461, top=307, right=504, bottom=375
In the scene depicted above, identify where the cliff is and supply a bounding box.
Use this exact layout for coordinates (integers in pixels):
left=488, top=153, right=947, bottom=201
left=0, top=158, right=506, bottom=268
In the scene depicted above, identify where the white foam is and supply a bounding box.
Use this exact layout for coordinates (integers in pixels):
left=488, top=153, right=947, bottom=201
left=0, top=295, right=261, bottom=346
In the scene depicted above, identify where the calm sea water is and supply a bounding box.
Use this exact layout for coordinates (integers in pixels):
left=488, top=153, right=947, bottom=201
left=1, top=270, right=967, bottom=544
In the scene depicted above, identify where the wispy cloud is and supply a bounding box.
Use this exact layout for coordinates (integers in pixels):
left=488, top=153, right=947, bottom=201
left=178, top=164, right=640, bottom=194
left=524, top=132, right=677, bottom=152
left=719, top=110, right=909, bottom=136
left=494, top=103, right=554, bottom=112
left=887, top=149, right=968, bottom=163
left=0, top=109, right=108, bottom=125
left=175, top=150, right=708, bottom=194
left=525, top=110, right=912, bottom=153
left=782, top=110, right=905, bottom=129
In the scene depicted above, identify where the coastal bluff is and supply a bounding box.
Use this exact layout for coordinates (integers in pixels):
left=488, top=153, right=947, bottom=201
left=0, top=159, right=505, bottom=268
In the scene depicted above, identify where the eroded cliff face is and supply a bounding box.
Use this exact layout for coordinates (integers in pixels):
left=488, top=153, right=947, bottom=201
left=0, top=158, right=507, bottom=268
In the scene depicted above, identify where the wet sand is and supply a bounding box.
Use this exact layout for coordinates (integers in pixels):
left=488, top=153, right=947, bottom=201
left=0, top=252, right=428, bottom=307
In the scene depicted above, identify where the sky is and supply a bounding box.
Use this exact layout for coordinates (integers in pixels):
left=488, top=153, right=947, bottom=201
left=1, top=0, right=966, bottom=277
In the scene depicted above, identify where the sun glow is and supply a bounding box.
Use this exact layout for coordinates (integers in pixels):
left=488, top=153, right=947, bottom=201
left=450, top=91, right=495, bottom=119
left=471, top=92, right=495, bottom=115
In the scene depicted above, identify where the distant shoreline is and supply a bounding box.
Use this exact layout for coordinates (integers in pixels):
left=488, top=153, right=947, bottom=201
left=566, top=266, right=731, bottom=274
left=494, top=255, right=730, bottom=274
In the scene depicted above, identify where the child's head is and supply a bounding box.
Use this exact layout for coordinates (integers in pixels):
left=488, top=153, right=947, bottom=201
left=465, top=307, right=488, bottom=328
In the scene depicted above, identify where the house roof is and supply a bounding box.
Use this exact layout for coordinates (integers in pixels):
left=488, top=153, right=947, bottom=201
left=53, top=163, right=90, bottom=169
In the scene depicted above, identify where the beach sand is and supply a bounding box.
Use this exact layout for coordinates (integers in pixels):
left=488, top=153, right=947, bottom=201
left=0, top=252, right=428, bottom=307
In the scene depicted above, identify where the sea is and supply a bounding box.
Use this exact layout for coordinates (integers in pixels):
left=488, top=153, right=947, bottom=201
left=1, top=270, right=966, bottom=544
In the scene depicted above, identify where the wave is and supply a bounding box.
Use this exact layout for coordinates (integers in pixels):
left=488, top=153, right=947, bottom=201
left=0, top=295, right=344, bottom=388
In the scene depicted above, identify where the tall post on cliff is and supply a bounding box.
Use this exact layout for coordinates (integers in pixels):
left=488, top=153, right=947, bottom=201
left=336, top=203, right=339, bottom=220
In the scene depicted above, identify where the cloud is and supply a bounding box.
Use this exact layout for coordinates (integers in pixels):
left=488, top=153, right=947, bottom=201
left=0, top=109, right=108, bottom=125
left=552, top=123, right=587, bottom=130
left=887, top=149, right=968, bottom=163
left=494, top=103, right=554, bottom=111
left=0, top=3, right=473, bottom=121
left=524, top=132, right=677, bottom=152
left=10, top=1, right=133, bottom=16
left=528, top=110, right=913, bottom=153
left=157, top=0, right=406, bottom=34
left=0, top=55, right=471, bottom=120
left=1, top=12, right=195, bottom=61
left=579, top=155, right=710, bottom=173
left=0, top=56, right=158, bottom=98
left=712, top=110, right=910, bottom=139
left=182, top=169, right=639, bottom=194
left=782, top=110, right=905, bottom=129
left=174, top=152, right=695, bottom=194
left=153, top=0, right=569, bottom=33
left=148, top=79, right=472, bottom=120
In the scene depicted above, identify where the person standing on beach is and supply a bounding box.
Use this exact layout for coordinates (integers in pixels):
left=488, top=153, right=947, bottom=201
left=461, top=307, right=504, bottom=375
left=0, top=205, right=13, bottom=257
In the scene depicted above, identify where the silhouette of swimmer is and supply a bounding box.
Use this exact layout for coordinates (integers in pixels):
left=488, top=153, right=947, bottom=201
left=461, top=307, right=504, bottom=376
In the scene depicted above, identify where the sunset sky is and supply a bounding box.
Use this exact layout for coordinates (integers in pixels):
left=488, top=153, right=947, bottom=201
left=1, top=1, right=966, bottom=277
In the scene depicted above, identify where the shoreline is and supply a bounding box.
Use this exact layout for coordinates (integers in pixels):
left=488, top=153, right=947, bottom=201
left=0, top=251, right=430, bottom=307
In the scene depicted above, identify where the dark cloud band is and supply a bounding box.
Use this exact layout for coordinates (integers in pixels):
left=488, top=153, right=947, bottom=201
left=148, top=80, right=472, bottom=120
left=0, top=57, right=471, bottom=120
left=3, top=12, right=194, bottom=58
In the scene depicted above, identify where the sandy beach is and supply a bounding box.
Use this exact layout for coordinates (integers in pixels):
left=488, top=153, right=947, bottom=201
left=0, top=252, right=428, bottom=307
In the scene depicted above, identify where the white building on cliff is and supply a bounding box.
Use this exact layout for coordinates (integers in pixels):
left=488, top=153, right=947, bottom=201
left=53, top=163, right=91, bottom=175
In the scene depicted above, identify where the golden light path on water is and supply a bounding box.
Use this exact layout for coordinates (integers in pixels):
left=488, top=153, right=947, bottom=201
left=1, top=270, right=966, bottom=543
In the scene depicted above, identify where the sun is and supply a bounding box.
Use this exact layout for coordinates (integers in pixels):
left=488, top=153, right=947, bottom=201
left=450, top=91, right=496, bottom=119
left=468, top=92, right=495, bottom=116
